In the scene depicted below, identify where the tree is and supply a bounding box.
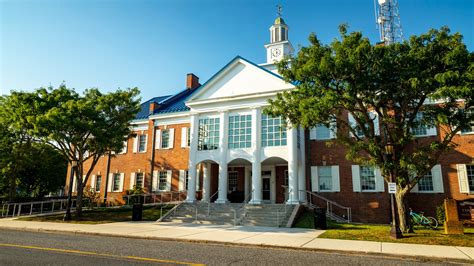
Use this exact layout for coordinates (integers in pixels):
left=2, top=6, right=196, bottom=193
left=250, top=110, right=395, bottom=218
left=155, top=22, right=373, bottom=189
left=29, top=85, right=141, bottom=218
left=266, top=25, right=473, bottom=232
left=0, top=95, right=67, bottom=200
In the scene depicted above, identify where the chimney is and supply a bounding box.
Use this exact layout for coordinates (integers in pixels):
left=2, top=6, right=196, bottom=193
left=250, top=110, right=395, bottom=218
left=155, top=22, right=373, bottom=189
left=186, top=73, right=200, bottom=89
left=149, top=102, right=159, bottom=115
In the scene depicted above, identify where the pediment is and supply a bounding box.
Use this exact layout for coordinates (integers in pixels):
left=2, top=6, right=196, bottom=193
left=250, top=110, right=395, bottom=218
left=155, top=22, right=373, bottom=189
left=188, top=57, right=293, bottom=103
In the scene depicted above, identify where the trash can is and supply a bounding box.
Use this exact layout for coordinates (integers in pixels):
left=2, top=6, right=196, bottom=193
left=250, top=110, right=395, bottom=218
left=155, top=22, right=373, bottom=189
left=314, top=207, right=327, bottom=229
left=132, top=203, right=143, bottom=221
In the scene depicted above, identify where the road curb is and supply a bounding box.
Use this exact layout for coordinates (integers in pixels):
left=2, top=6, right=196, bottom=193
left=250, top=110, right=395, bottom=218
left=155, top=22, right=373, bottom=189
left=0, top=225, right=472, bottom=263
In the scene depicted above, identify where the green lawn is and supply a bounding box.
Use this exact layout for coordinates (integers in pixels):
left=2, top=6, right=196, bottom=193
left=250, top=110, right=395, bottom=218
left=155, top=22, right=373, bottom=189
left=18, top=205, right=173, bottom=224
left=294, top=211, right=474, bottom=247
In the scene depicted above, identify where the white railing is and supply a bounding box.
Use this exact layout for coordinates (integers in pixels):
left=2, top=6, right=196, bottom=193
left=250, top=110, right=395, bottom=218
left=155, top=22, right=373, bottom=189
left=1, top=199, right=76, bottom=218
left=299, top=190, right=352, bottom=223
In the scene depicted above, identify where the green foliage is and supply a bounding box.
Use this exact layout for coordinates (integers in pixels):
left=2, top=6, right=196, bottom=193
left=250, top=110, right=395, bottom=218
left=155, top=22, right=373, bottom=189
left=436, top=204, right=446, bottom=225
left=0, top=84, right=141, bottom=217
left=266, top=26, right=473, bottom=231
left=83, top=185, right=101, bottom=208
left=0, top=95, right=67, bottom=200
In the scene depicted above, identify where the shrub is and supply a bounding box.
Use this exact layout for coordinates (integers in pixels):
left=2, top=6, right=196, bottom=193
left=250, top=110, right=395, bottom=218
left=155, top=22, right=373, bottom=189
left=436, top=203, right=446, bottom=225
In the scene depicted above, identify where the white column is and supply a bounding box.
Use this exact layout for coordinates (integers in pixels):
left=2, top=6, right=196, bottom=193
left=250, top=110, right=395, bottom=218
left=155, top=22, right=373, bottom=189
left=186, top=114, right=199, bottom=202
left=298, top=127, right=307, bottom=203
left=216, top=111, right=229, bottom=204
left=270, top=165, right=276, bottom=203
left=287, top=126, right=299, bottom=204
left=250, top=108, right=262, bottom=204
left=202, top=162, right=211, bottom=202
left=244, top=166, right=251, bottom=202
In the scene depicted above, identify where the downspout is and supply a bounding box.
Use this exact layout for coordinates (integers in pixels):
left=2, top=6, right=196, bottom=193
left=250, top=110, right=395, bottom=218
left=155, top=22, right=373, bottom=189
left=149, top=119, right=156, bottom=192
left=103, top=152, right=111, bottom=205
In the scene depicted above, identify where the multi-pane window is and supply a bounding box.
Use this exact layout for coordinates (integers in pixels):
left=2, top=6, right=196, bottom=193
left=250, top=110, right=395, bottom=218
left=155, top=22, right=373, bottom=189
left=461, top=109, right=473, bottom=134
left=158, top=171, right=167, bottom=191
left=412, top=113, right=427, bottom=136
left=135, top=173, right=144, bottom=188
left=228, top=114, right=252, bottom=149
left=418, top=172, right=434, bottom=192
left=228, top=171, right=238, bottom=192
left=318, top=166, right=332, bottom=191
left=261, top=114, right=287, bottom=147
left=467, top=165, right=474, bottom=192
left=138, top=135, right=147, bottom=152
left=161, top=130, right=170, bottom=149
left=360, top=166, right=376, bottom=191
left=113, top=173, right=121, bottom=192
left=198, top=117, right=220, bottom=150
left=187, top=128, right=191, bottom=147
left=316, top=124, right=331, bottom=139
left=184, top=170, right=190, bottom=190
left=95, top=175, right=102, bottom=192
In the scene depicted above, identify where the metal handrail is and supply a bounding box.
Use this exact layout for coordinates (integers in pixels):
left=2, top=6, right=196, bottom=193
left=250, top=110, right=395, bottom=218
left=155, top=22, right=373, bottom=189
left=122, top=191, right=186, bottom=205
left=233, top=189, right=254, bottom=226
left=206, top=190, right=220, bottom=216
left=300, top=189, right=352, bottom=223
left=1, top=199, right=76, bottom=218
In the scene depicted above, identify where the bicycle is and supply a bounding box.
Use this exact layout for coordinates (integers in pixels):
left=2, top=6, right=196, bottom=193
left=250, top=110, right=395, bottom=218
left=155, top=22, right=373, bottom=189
left=409, top=208, right=438, bottom=229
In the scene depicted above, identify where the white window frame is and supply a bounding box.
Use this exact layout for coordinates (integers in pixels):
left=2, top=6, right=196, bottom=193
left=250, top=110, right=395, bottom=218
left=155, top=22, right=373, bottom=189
left=311, top=166, right=340, bottom=192
left=135, top=172, right=144, bottom=189
left=310, top=122, right=336, bottom=140
left=460, top=108, right=474, bottom=135
left=161, top=129, right=170, bottom=149
left=351, top=165, right=384, bottom=192
left=228, top=113, right=252, bottom=149
left=348, top=112, right=380, bottom=138
left=457, top=164, right=474, bottom=194
left=411, top=165, right=444, bottom=193
left=94, top=175, right=101, bottom=192
left=198, top=116, right=220, bottom=151
left=138, top=134, right=147, bottom=153
left=411, top=112, right=437, bottom=137
left=111, top=173, right=124, bottom=192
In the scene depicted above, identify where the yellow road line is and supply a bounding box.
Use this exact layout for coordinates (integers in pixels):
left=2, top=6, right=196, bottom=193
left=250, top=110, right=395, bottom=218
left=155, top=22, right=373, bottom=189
left=0, top=243, right=205, bottom=266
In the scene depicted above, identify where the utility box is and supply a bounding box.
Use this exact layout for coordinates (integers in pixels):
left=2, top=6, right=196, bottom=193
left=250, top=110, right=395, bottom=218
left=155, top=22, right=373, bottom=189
left=132, top=203, right=143, bottom=221
left=314, top=208, right=327, bottom=230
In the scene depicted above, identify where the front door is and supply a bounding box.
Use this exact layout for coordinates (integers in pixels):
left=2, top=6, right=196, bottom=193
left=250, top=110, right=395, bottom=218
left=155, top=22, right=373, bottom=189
left=262, top=177, right=271, bottom=200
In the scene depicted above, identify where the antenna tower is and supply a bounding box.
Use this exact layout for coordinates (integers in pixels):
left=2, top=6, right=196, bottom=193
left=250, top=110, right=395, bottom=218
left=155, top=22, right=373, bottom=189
left=374, top=0, right=404, bottom=45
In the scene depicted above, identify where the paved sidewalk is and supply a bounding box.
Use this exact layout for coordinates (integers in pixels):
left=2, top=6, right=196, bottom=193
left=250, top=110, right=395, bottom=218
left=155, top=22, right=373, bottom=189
left=0, top=218, right=472, bottom=261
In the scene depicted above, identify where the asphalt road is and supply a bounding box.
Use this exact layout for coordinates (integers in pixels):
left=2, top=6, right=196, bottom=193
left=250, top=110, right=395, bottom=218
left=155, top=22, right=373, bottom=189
left=0, top=229, right=465, bottom=265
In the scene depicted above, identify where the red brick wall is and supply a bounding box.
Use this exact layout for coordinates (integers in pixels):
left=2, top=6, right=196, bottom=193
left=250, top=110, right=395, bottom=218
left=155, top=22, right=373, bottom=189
left=67, top=120, right=192, bottom=204
left=308, top=124, right=474, bottom=223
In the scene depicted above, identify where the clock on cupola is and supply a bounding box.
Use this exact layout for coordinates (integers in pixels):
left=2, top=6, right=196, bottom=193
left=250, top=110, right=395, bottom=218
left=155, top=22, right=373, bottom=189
left=264, top=6, right=294, bottom=64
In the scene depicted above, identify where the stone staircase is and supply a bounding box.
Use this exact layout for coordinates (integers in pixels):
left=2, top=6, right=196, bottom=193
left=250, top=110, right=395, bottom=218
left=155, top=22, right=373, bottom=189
left=240, top=204, right=294, bottom=227
left=160, top=203, right=295, bottom=227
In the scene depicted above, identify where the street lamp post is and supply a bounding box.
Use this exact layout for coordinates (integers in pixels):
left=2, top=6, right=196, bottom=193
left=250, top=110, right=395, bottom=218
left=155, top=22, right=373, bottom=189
left=385, top=142, right=403, bottom=239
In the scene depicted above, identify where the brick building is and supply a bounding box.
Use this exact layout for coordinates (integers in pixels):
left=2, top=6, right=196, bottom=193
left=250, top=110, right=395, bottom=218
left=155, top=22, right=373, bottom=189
left=70, top=15, right=474, bottom=224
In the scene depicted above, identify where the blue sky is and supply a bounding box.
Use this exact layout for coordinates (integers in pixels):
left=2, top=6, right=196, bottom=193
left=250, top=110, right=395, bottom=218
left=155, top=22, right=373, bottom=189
left=1, top=0, right=472, bottom=101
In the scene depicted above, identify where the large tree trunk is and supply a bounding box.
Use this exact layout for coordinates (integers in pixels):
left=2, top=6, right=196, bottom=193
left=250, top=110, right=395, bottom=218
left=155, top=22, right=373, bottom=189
left=76, top=181, right=83, bottom=218
left=395, top=190, right=408, bottom=232
left=8, top=174, right=16, bottom=201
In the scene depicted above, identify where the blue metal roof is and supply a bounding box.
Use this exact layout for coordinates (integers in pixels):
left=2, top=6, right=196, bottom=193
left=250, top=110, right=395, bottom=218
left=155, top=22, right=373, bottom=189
left=134, top=95, right=171, bottom=120
left=135, top=55, right=290, bottom=120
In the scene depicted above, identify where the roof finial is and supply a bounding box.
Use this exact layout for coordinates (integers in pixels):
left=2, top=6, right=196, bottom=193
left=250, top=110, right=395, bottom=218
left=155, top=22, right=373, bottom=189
left=276, top=4, right=282, bottom=17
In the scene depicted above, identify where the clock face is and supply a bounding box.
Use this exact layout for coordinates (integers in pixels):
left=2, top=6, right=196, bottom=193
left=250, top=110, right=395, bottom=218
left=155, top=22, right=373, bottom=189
left=272, top=48, right=281, bottom=57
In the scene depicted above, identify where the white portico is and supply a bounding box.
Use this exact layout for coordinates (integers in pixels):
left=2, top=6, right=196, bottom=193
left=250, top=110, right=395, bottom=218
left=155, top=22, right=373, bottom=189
left=183, top=55, right=305, bottom=205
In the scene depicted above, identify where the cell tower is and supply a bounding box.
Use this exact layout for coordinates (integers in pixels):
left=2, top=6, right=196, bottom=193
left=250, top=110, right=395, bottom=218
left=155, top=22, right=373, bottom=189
left=374, top=0, right=404, bottom=45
